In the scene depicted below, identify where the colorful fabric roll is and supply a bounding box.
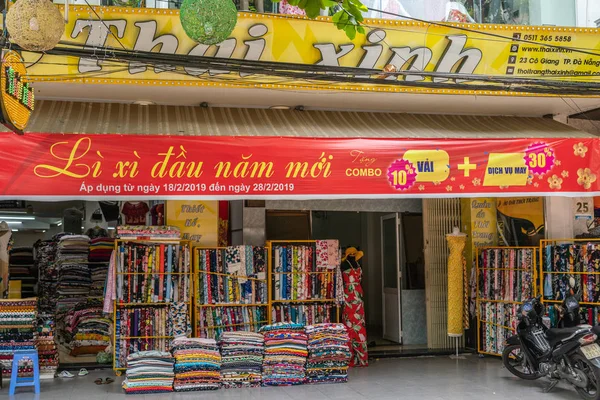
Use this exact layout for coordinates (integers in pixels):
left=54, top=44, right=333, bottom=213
left=198, top=305, right=267, bottom=340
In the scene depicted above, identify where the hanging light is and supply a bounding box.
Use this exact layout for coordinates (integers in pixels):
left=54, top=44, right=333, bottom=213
left=179, top=0, right=238, bottom=45
left=6, top=0, right=65, bottom=51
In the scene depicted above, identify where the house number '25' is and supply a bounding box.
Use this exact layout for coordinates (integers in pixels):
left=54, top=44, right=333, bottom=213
left=577, top=202, right=590, bottom=213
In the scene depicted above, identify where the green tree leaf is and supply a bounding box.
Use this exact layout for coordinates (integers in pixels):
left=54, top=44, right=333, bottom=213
left=281, top=0, right=367, bottom=40
left=344, top=24, right=357, bottom=40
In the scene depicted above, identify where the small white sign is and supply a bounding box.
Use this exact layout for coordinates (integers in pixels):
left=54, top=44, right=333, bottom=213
left=574, top=197, right=593, bottom=220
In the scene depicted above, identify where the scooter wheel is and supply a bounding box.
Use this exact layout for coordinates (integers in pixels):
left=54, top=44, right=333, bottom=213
left=502, top=344, right=541, bottom=380
left=571, top=352, right=600, bottom=400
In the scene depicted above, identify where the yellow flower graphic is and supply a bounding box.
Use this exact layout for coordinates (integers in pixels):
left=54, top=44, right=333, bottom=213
left=418, top=185, right=425, bottom=191
left=561, top=170, right=569, bottom=178
left=499, top=185, right=509, bottom=190
left=472, top=178, right=481, bottom=186
left=534, top=182, right=539, bottom=188
left=577, top=168, right=597, bottom=190
left=433, top=181, right=441, bottom=186
left=574, top=142, right=588, bottom=158
left=555, top=160, right=562, bottom=166
left=459, top=184, right=465, bottom=190
left=450, top=177, right=456, bottom=182
left=547, top=174, right=563, bottom=190
left=446, top=185, right=453, bottom=192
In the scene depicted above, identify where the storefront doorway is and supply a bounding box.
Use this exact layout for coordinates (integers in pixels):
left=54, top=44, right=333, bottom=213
left=265, top=207, right=427, bottom=356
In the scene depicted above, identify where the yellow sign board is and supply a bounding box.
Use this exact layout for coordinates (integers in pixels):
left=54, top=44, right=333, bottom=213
left=470, top=198, right=498, bottom=253
left=166, top=200, right=218, bottom=246
left=22, top=6, right=600, bottom=95
left=497, top=197, right=544, bottom=246
left=1, top=51, right=34, bottom=134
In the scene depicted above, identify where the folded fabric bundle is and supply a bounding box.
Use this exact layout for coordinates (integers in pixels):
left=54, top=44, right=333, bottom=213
left=88, top=237, right=114, bottom=297
left=305, top=323, right=351, bottom=384
left=171, top=337, right=221, bottom=391
left=123, top=351, right=175, bottom=395
left=36, top=314, right=59, bottom=379
left=220, top=331, right=264, bottom=388
left=0, top=298, right=37, bottom=377
left=117, top=226, right=181, bottom=240
left=60, top=300, right=112, bottom=357
left=56, top=235, right=91, bottom=312
left=9, top=247, right=35, bottom=298
left=35, top=239, right=58, bottom=313
left=260, top=323, right=307, bottom=386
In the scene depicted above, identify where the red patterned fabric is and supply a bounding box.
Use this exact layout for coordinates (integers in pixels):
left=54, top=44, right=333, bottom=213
left=342, top=266, right=368, bottom=367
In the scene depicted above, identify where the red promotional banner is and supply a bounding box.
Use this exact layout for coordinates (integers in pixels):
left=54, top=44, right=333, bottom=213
left=1, top=133, right=599, bottom=199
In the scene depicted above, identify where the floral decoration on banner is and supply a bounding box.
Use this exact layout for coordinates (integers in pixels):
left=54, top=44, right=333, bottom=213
left=524, top=142, right=555, bottom=175
left=547, top=174, right=563, bottom=190
left=577, top=168, right=597, bottom=189
left=573, top=142, right=588, bottom=158
left=387, top=159, right=417, bottom=190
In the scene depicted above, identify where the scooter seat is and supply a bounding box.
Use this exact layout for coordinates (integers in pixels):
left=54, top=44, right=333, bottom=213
left=546, top=326, right=587, bottom=345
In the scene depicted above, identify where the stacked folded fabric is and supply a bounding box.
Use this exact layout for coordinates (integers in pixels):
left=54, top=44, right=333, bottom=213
left=9, top=247, right=35, bottom=298
left=260, top=322, right=308, bottom=386
left=220, top=331, right=264, bottom=388
left=0, top=298, right=37, bottom=378
left=171, top=337, right=221, bottom=391
left=122, top=351, right=175, bottom=395
left=64, top=300, right=112, bottom=356
left=36, top=314, right=59, bottom=379
left=305, top=323, right=351, bottom=384
left=35, top=239, right=58, bottom=313
left=56, top=235, right=91, bottom=311
left=117, top=226, right=181, bottom=240
left=88, top=237, right=114, bottom=297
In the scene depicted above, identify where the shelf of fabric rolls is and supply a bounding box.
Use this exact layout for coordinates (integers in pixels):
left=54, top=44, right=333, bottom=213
left=540, top=238, right=600, bottom=329
left=476, top=246, right=537, bottom=357
left=112, top=239, right=193, bottom=375
left=193, top=246, right=269, bottom=339
left=266, top=240, right=340, bottom=326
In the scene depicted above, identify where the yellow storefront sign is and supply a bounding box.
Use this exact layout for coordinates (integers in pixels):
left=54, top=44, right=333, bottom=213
left=21, top=6, right=600, bottom=95
left=470, top=197, right=497, bottom=253
left=166, top=200, right=218, bottom=246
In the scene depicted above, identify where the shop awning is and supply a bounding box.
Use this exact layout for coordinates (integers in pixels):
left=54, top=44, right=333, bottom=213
left=15, top=100, right=595, bottom=138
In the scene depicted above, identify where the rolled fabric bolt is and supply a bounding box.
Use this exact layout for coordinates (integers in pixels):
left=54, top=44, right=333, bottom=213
left=446, top=229, right=466, bottom=337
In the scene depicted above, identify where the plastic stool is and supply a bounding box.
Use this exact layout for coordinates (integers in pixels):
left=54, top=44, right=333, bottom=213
left=9, top=350, right=40, bottom=395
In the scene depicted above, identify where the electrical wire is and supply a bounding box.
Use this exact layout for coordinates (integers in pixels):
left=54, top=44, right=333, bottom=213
left=18, top=43, right=600, bottom=96
left=31, top=42, right=600, bottom=87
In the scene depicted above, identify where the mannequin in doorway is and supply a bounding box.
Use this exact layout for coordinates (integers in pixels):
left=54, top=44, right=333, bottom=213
left=342, top=247, right=368, bottom=367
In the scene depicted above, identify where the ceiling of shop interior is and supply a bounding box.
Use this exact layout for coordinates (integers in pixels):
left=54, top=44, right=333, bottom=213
left=34, top=82, right=600, bottom=118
